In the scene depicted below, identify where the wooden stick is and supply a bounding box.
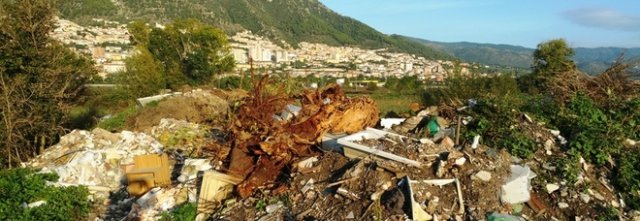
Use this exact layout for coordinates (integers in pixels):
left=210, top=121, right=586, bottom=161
left=455, top=116, right=462, bottom=145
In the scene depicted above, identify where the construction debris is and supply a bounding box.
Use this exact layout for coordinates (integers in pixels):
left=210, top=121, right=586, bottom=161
left=21, top=82, right=630, bottom=220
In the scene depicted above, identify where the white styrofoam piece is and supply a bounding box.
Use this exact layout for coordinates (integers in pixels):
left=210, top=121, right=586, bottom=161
left=380, top=118, right=406, bottom=129
left=337, top=128, right=421, bottom=167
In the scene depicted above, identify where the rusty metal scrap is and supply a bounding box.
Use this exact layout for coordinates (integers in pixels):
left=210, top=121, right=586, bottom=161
left=227, top=77, right=380, bottom=197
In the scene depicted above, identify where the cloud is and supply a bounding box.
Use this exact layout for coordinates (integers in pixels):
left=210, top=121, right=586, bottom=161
left=564, top=7, right=640, bottom=32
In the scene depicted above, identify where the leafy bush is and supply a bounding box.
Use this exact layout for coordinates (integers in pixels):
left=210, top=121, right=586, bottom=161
left=0, top=168, right=91, bottom=221
left=97, top=105, right=139, bottom=132
left=423, top=74, right=519, bottom=106
left=160, top=202, right=197, bottom=221
left=614, top=149, right=640, bottom=209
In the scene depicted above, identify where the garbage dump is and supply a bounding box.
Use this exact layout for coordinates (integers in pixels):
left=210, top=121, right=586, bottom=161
left=21, top=79, right=639, bottom=220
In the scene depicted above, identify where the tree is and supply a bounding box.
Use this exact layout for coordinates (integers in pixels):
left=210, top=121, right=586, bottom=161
left=532, top=39, right=576, bottom=77
left=0, top=0, right=96, bottom=168
left=520, top=39, right=576, bottom=94
left=118, top=47, right=165, bottom=97
left=126, top=19, right=235, bottom=90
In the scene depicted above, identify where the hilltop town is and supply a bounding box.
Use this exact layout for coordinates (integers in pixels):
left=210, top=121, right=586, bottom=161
left=52, top=18, right=474, bottom=81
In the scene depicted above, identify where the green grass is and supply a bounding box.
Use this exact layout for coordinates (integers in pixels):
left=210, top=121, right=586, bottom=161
left=96, top=105, right=139, bottom=132
left=350, top=92, right=420, bottom=117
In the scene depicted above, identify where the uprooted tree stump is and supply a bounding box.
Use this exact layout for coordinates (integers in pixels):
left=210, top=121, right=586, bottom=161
left=225, top=76, right=380, bottom=197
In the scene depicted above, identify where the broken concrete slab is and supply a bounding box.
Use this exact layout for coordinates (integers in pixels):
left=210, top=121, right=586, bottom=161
left=500, top=165, right=535, bottom=204
left=472, top=171, right=492, bottom=182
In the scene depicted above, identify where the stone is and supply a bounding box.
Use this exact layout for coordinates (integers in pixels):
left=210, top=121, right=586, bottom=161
left=346, top=211, right=355, bottom=219
left=455, top=157, right=466, bottom=166
left=265, top=202, right=283, bottom=214
left=544, top=140, right=554, bottom=155
left=426, top=197, right=439, bottom=213
left=472, top=171, right=492, bottom=182
left=435, top=160, right=447, bottom=178
left=624, top=139, right=637, bottom=147
left=471, top=135, right=480, bottom=149
left=558, top=202, right=569, bottom=209
left=178, top=159, right=213, bottom=183
left=440, top=136, right=455, bottom=149
left=546, top=183, right=560, bottom=194
left=420, top=138, right=435, bottom=145
left=297, top=157, right=318, bottom=169
left=580, top=193, right=591, bottom=203
left=612, top=200, right=620, bottom=208
left=301, top=178, right=315, bottom=193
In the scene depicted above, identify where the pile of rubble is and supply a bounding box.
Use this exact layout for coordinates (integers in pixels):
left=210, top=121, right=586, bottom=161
left=23, top=83, right=639, bottom=220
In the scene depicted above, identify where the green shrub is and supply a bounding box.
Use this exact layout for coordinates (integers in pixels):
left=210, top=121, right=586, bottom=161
left=0, top=168, right=91, bottom=221
left=160, top=202, right=197, bottom=221
left=614, top=149, right=640, bottom=209
left=97, top=105, right=139, bottom=132
left=557, top=95, right=624, bottom=165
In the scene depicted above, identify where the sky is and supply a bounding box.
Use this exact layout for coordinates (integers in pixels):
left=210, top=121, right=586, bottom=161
left=319, top=0, right=640, bottom=48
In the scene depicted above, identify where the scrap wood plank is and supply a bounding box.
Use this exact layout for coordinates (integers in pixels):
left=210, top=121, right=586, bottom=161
left=132, top=153, right=171, bottom=185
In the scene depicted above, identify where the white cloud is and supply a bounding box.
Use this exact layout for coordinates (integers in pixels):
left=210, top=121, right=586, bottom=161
left=564, top=7, right=640, bottom=32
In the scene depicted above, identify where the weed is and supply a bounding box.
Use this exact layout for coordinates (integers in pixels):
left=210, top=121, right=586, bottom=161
left=0, top=168, right=91, bottom=221
left=159, top=202, right=197, bottom=221
left=97, top=105, right=139, bottom=132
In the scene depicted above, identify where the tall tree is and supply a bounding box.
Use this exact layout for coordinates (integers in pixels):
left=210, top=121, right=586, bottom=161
left=532, top=39, right=576, bottom=77
left=126, top=19, right=235, bottom=91
left=520, top=39, right=576, bottom=94
left=0, top=0, right=96, bottom=168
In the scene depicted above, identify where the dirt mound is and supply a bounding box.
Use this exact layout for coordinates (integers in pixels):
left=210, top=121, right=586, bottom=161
left=126, top=89, right=231, bottom=131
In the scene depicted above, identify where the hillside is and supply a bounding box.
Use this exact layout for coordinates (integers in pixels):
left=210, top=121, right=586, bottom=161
left=405, top=36, right=640, bottom=75
left=55, top=0, right=452, bottom=60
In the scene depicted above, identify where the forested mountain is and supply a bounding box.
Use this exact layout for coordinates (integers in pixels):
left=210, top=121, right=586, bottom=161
left=55, top=0, right=452, bottom=60
left=405, top=36, right=640, bottom=75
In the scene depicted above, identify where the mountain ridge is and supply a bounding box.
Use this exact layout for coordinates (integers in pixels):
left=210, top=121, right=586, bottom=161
left=55, top=0, right=452, bottom=60
left=404, top=36, right=640, bottom=75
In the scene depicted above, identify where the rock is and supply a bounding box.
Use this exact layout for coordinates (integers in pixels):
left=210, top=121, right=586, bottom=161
left=624, top=139, right=637, bottom=147
left=440, top=136, right=455, bottom=149
left=612, top=200, right=620, bottom=208
left=178, top=159, right=213, bottom=183
left=381, top=188, right=405, bottom=215
left=301, top=178, right=315, bottom=193
left=544, top=140, right=554, bottom=155
left=549, top=130, right=560, bottom=136
left=560, top=190, right=568, bottom=197
left=470, top=135, right=481, bottom=150
left=420, top=138, right=435, bottom=145
left=558, top=202, right=569, bottom=209
left=588, top=189, right=605, bottom=201
left=546, top=183, right=560, bottom=194
left=435, top=160, right=447, bottom=178
left=346, top=211, right=355, bottom=219
left=472, top=171, right=492, bottom=182
left=580, top=193, right=591, bottom=203
left=426, top=197, right=439, bottom=213
left=265, top=202, right=283, bottom=214
left=296, top=157, right=318, bottom=169
left=454, top=157, right=466, bottom=166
